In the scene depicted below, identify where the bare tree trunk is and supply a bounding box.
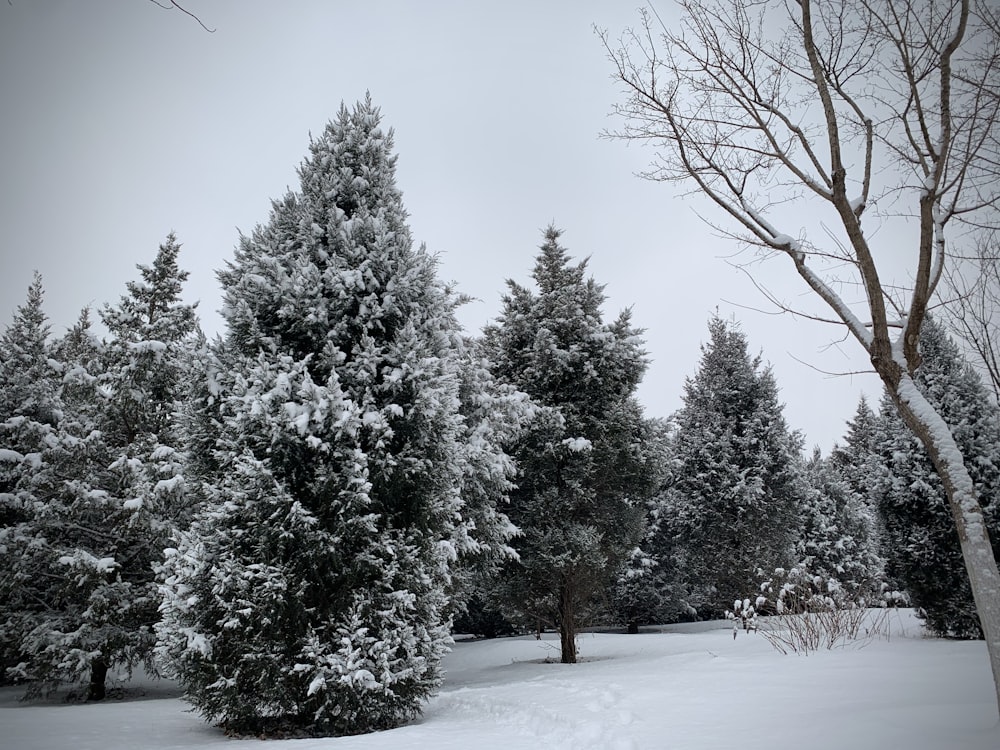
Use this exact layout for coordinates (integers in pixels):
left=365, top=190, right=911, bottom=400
left=558, top=580, right=577, bottom=664
left=86, top=656, right=108, bottom=702
left=890, top=374, right=1000, bottom=709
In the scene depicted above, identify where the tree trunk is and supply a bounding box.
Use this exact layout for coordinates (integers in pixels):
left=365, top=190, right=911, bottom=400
left=627, top=620, right=639, bottom=635
left=892, top=374, right=1000, bottom=713
left=86, top=656, right=108, bottom=702
left=558, top=581, right=577, bottom=664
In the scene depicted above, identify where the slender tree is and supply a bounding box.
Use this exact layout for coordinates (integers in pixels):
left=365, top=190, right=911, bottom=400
left=605, top=0, right=1000, bottom=710
left=650, top=316, right=804, bottom=618
left=0, top=274, right=59, bottom=683
left=483, top=226, right=656, bottom=662
left=0, top=238, right=199, bottom=700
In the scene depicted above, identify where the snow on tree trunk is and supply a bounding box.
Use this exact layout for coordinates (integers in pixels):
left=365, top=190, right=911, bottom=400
left=892, top=374, right=1000, bottom=710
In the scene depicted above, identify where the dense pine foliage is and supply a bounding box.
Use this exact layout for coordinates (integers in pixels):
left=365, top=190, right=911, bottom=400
left=155, top=98, right=520, bottom=736
left=0, top=237, right=199, bottom=699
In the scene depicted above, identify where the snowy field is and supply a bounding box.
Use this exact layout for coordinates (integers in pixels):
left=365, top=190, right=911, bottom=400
left=3, top=610, right=998, bottom=750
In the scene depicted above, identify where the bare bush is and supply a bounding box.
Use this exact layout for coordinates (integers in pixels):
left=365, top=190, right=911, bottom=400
left=727, top=568, right=893, bottom=654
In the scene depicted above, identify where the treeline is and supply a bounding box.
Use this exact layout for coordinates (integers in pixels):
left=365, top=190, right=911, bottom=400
left=2, top=98, right=998, bottom=738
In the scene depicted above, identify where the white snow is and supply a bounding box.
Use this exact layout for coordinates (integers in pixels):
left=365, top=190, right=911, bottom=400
left=0, top=448, right=24, bottom=463
left=128, top=340, right=168, bottom=354
left=562, top=437, right=593, bottom=452
left=155, top=476, right=185, bottom=495
left=771, top=233, right=799, bottom=250
left=2, top=610, right=997, bottom=750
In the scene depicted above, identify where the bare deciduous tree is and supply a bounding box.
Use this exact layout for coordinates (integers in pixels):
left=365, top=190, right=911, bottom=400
left=942, top=234, right=1000, bottom=402
left=602, top=0, right=1000, bottom=714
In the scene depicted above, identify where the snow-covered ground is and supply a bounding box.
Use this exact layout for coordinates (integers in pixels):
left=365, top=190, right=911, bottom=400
left=4, top=610, right=998, bottom=750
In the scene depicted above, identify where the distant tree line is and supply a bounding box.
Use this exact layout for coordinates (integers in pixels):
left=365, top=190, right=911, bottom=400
left=1, top=97, right=997, bottom=738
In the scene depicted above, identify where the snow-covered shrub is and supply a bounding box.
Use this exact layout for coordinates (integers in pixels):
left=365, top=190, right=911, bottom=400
left=730, top=566, right=892, bottom=654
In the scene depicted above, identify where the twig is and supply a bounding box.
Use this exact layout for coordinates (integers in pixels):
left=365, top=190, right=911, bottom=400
left=148, top=0, right=215, bottom=33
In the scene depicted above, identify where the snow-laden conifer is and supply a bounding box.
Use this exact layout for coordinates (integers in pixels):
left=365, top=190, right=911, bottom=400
left=0, top=274, right=60, bottom=683
left=0, top=237, right=199, bottom=699
left=651, top=315, right=805, bottom=618
left=156, top=97, right=518, bottom=736
left=873, top=321, right=1000, bottom=637
left=794, top=448, right=885, bottom=603
left=483, top=226, right=657, bottom=662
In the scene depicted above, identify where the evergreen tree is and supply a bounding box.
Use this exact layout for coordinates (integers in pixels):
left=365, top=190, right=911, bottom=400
left=651, top=316, right=804, bottom=618
left=0, top=237, right=199, bottom=700
left=0, top=291, right=116, bottom=697
left=0, top=274, right=60, bottom=683
left=156, top=97, right=517, bottom=736
left=610, top=416, right=672, bottom=632
left=447, top=339, right=530, bottom=617
left=795, top=447, right=884, bottom=603
left=873, top=321, right=1000, bottom=637
left=483, top=226, right=656, bottom=662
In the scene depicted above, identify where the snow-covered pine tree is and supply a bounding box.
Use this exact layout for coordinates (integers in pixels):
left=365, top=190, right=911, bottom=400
left=0, top=274, right=60, bottom=683
left=830, top=396, right=882, bottom=514
left=652, top=315, right=805, bottom=618
left=50, top=308, right=104, bottom=428
left=0, top=237, right=199, bottom=700
left=482, top=226, right=657, bottom=662
left=447, top=338, right=530, bottom=617
left=873, top=320, right=1000, bottom=637
left=795, top=447, right=884, bottom=603
left=829, top=395, right=900, bottom=601
left=610, top=416, right=672, bottom=633
left=0, top=289, right=119, bottom=698
left=62, top=232, right=202, bottom=698
left=156, top=97, right=517, bottom=737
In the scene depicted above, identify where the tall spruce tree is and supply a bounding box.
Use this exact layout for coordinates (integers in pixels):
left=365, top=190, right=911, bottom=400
left=873, top=321, right=1000, bottom=637
left=0, top=285, right=117, bottom=698
left=652, top=316, right=804, bottom=618
left=830, top=396, right=882, bottom=516
left=0, top=238, right=199, bottom=700
left=610, top=416, right=673, bottom=632
left=483, top=226, right=656, bottom=662
left=156, top=97, right=517, bottom=736
left=0, top=274, right=60, bottom=683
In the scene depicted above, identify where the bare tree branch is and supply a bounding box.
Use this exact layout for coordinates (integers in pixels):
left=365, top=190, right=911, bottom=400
left=147, top=0, right=215, bottom=33
left=942, top=233, right=1000, bottom=402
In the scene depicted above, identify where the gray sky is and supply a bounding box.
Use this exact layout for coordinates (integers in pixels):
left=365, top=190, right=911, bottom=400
left=0, top=0, right=883, bottom=451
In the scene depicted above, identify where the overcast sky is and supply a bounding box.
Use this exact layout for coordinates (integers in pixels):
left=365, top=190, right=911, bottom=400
left=0, top=0, right=885, bottom=451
